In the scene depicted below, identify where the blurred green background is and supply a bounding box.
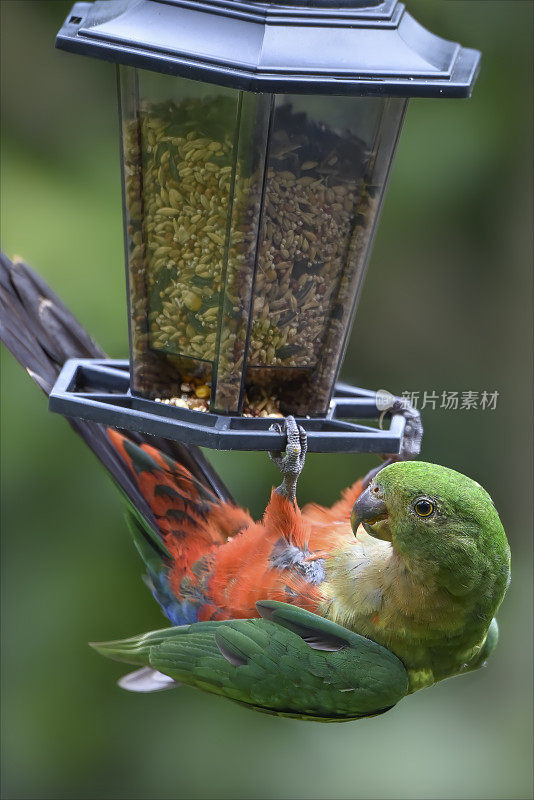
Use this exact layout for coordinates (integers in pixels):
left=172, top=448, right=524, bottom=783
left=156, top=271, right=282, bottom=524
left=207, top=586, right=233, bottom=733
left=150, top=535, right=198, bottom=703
left=1, top=2, right=532, bottom=798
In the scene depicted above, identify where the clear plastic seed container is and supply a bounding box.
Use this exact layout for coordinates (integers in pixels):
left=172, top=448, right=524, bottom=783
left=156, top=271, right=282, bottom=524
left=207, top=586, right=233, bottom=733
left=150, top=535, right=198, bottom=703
left=119, top=66, right=406, bottom=417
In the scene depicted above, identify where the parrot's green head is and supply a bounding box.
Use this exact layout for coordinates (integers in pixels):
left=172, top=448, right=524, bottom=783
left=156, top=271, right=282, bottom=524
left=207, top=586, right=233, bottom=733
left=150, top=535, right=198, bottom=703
left=351, top=461, right=511, bottom=607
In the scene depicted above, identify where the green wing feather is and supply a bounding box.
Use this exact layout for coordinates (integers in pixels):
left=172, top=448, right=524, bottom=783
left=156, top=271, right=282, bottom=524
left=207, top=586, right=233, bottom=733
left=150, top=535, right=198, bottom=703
left=92, top=601, right=408, bottom=722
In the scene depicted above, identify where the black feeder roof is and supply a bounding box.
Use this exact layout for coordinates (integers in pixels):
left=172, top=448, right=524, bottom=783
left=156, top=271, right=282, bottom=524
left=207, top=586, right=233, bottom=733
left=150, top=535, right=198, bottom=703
left=56, top=0, right=481, bottom=97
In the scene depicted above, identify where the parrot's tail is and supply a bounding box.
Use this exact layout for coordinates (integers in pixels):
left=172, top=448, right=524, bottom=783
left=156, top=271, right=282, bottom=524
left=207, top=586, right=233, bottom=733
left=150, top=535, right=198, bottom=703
left=0, top=252, right=234, bottom=539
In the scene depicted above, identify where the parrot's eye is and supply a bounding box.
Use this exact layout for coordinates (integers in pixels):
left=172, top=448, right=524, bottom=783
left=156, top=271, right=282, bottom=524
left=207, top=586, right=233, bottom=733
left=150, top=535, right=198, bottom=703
left=414, top=499, right=435, bottom=518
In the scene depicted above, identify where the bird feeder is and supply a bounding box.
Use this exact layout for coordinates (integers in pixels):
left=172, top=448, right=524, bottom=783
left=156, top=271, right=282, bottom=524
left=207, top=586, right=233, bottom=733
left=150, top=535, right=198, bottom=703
left=50, top=0, right=480, bottom=451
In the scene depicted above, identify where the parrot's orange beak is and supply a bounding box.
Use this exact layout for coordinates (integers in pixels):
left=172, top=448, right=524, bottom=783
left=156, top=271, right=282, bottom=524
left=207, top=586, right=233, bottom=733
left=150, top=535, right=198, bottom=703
left=351, top=485, right=391, bottom=541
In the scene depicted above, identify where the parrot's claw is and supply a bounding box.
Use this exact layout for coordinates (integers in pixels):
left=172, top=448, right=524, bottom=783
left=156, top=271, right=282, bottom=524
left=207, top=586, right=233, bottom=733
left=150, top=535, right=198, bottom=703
left=269, top=416, right=307, bottom=505
left=393, top=399, right=423, bottom=462
left=362, top=398, right=423, bottom=489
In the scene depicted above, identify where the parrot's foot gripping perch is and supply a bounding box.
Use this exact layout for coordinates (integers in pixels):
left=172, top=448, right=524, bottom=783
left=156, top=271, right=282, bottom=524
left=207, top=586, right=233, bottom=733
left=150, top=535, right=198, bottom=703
left=268, top=399, right=422, bottom=503
left=269, top=416, right=307, bottom=505
left=362, top=398, right=424, bottom=489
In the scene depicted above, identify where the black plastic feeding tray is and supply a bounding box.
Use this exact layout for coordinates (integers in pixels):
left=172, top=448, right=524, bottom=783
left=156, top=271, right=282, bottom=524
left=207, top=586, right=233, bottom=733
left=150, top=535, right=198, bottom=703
left=49, top=359, right=407, bottom=453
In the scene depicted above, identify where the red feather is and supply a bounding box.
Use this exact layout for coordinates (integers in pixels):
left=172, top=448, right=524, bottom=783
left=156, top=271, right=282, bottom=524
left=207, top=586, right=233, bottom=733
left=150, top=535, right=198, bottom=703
left=108, top=429, right=364, bottom=622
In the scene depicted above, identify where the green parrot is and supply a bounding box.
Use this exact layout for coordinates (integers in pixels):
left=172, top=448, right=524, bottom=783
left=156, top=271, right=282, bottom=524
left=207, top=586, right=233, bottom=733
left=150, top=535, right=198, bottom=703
left=0, top=254, right=511, bottom=721
left=92, top=433, right=511, bottom=720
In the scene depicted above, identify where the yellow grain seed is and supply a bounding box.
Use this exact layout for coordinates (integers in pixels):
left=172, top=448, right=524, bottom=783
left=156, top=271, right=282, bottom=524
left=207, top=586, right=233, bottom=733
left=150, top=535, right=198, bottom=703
left=131, top=245, right=145, bottom=260
left=184, top=292, right=202, bottom=312
left=169, top=189, right=182, bottom=208
left=207, top=232, right=225, bottom=246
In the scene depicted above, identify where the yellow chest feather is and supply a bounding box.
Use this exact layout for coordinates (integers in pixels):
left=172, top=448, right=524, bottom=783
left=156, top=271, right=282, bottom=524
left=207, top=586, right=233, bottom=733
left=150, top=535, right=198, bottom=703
left=319, top=531, right=473, bottom=686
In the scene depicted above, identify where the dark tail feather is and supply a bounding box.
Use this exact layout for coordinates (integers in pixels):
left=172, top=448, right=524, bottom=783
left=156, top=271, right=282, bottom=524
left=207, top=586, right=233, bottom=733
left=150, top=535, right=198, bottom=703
left=0, top=252, right=234, bottom=533
left=0, top=251, right=106, bottom=394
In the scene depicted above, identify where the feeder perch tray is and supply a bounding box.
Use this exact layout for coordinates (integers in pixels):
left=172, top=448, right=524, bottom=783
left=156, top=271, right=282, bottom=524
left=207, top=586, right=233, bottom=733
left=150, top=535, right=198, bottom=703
left=49, top=359, right=407, bottom=453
